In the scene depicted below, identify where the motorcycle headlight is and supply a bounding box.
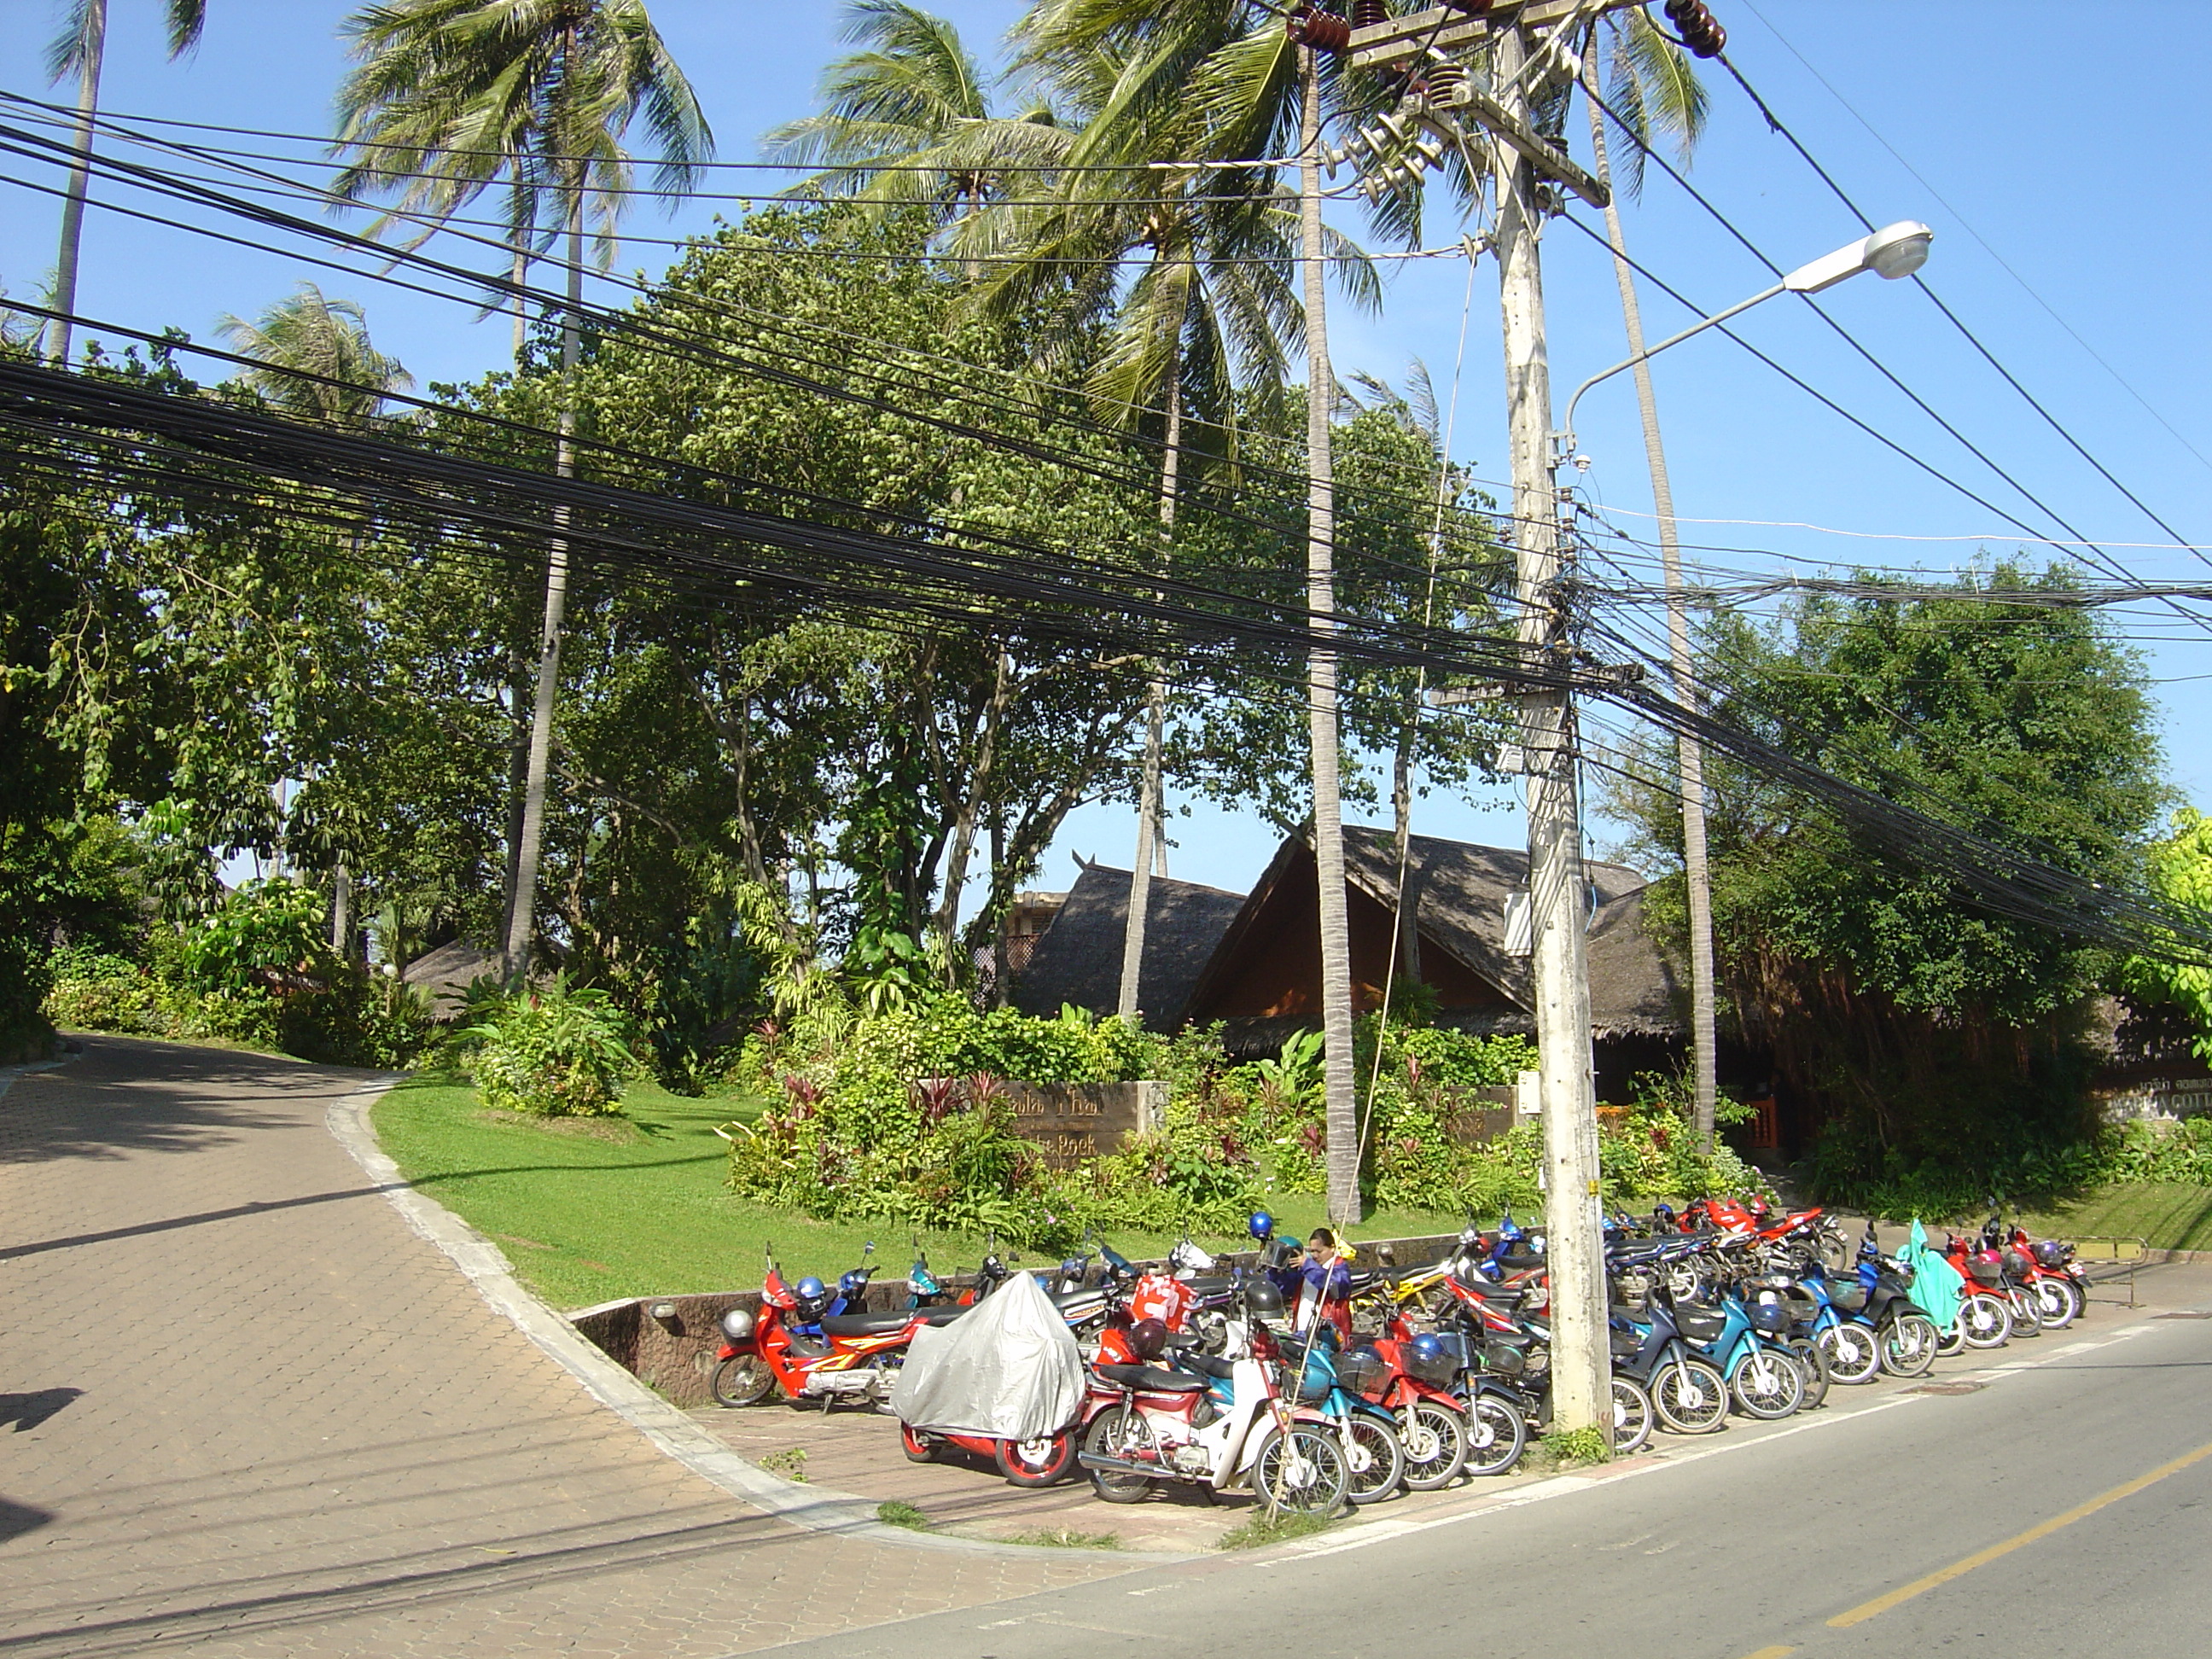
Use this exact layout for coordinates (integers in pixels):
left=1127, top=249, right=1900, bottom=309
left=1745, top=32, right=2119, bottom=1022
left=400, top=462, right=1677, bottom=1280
left=720, top=1307, right=756, bottom=1342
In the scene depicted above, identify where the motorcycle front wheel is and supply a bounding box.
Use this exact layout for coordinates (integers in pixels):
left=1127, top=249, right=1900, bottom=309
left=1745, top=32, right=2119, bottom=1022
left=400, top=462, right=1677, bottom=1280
left=1650, top=1358, right=1728, bottom=1435
left=1254, top=1425, right=1349, bottom=1516
left=1786, top=1337, right=1831, bottom=1411
left=1398, top=1400, right=1469, bottom=1491
left=1463, top=1392, right=1528, bottom=1476
left=1958, top=1292, right=2012, bottom=1348
left=1082, top=1406, right=1159, bottom=1505
left=1610, top=1377, right=1655, bottom=1456
left=711, top=1353, right=776, bottom=1408
left=2005, top=1289, right=2043, bottom=1338
left=899, top=1423, right=934, bottom=1463
left=2034, top=1277, right=2081, bottom=1330
left=1883, top=1313, right=1941, bottom=1377
left=1340, top=1413, right=1405, bottom=1505
left=1729, top=1348, right=1804, bottom=1419
left=1818, top=1322, right=1883, bottom=1385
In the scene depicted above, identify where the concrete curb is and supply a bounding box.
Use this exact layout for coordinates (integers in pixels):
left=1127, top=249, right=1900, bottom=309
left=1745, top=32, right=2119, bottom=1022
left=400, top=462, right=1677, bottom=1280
left=323, top=1076, right=1161, bottom=1565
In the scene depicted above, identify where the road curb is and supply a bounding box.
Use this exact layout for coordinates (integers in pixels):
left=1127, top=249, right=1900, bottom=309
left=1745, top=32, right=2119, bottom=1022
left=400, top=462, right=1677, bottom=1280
left=323, top=1075, right=1167, bottom=1566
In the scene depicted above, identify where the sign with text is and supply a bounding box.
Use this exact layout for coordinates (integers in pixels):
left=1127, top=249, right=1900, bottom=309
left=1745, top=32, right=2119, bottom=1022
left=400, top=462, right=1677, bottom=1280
left=1003, top=1081, right=1165, bottom=1171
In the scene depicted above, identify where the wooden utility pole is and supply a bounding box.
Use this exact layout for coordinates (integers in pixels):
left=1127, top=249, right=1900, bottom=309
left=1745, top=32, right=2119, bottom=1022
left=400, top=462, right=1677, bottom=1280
left=1492, top=21, right=1609, bottom=1441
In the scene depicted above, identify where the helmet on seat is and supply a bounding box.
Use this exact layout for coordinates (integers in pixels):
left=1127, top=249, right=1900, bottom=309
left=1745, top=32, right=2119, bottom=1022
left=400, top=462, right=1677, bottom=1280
left=793, top=1275, right=830, bottom=1321
left=1128, top=1318, right=1169, bottom=1360
left=1243, top=1279, right=1287, bottom=1321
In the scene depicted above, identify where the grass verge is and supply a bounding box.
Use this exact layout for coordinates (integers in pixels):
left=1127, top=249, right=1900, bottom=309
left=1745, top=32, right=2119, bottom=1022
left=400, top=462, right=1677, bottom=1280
left=994, top=1526, right=1123, bottom=1551
left=368, top=1073, right=1472, bottom=1305
left=876, top=1500, right=931, bottom=1530
left=2016, top=1183, right=2212, bottom=1254
left=1216, top=1510, right=1334, bottom=1551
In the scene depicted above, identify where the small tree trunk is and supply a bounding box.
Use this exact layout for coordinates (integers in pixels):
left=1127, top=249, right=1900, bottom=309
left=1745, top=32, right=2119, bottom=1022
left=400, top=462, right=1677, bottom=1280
left=502, top=183, right=584, bottom=981
left=1392, top=723, right=1422, bottom=983
left=1117, top=359, right=1182, bottom=1022
left=1584, top=60, right=1719, bottom=1150
left=331, top=861, right=352, bottom=958
left=1299, top=49, right=1361, bottom=1228
left=45, top=0, right=106, bottom=366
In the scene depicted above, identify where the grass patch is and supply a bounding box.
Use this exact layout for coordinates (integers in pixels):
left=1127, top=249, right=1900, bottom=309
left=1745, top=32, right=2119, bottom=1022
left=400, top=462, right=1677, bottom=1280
left=758, top=1447, right=808, bottom=1483
left=1216, top=1510, right=1334, bottom=1551
left=1540, top=1426, right=1610, bottom=1468
left=876, top=1500, right=931, bottom=1530
left=995, top=1526, right=1123, bottom=1551
left=369, top=1072, right=1477, bottom=1306
left=2015, top=1184, right=2212, bottom=1254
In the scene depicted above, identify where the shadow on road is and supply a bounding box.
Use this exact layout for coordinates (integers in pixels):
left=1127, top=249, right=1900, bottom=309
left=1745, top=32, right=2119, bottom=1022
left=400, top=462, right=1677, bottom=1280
left=0, top=1498, right=56, bottom=1544
left=1, top=1390, right=82, bottom=1433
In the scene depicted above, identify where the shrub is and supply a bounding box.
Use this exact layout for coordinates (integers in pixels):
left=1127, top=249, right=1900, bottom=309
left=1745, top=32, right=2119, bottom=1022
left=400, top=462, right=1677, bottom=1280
left=178, top=881, right=331, bottom=993
left=465, top=981, right=641, bottom=1116
left=42, top=946, right=162, bottom=1034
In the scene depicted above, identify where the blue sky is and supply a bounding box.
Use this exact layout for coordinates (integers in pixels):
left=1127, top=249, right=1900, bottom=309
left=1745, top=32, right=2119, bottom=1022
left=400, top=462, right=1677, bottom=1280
left=6, top=2, right=2209, bottom=905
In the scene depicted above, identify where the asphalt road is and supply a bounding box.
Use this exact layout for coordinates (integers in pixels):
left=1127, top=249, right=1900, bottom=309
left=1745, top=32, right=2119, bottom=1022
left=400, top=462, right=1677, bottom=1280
left=774, top=1308, right=2212, bottom=1659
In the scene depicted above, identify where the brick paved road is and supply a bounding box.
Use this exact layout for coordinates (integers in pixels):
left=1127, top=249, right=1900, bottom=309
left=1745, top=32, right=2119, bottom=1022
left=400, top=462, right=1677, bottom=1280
left=0, top=1039, right=1131, bottom=1657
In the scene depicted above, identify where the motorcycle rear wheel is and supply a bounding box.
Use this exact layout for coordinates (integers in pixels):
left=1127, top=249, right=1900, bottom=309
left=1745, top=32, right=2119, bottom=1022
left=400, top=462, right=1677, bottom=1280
left=1082, top=1406, right=1159, bottom=1505
left=1254, top=1425, right=1350, bottom=1516
left=1958, top=1292, right=2012, bottom=1348
left=1729, top=1348, right=1804, bottom=1419
left=711, top=1353, right=775, bottom=1409
left=995, top=1429, right=1077, bottom=1487
left=1340, top=1414, right=1405, bottom=1505
left=1650, top=1358, right=1728, bottom=1435
left=899, top=1423, right=934, bottom=1464
left=1464, top=1392, right=1528, bottom=1476
left=1610, top=1377, right=1655, bottom=1455
left=1398, top=1400, right=1469, bottom=1491
left=1882, top=1313, right=1941, bottom=1377
left=1818, top=1323, right=1882, bottom=1385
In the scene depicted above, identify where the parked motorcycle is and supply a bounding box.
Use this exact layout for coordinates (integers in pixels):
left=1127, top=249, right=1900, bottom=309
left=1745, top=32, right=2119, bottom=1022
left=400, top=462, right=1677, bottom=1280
left=712, top=1250, right=954, bottom=1409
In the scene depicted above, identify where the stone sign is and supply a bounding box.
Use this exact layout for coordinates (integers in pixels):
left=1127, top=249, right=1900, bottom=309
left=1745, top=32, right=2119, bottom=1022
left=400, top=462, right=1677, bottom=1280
left=1004, top=1080, right=1165, bottom=1171
left=1443, top=1085, right=1516, bottom=1146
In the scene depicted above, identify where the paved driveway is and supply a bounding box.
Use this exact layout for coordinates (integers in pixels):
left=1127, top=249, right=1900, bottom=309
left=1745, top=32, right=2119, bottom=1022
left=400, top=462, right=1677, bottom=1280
left=0, top=1039, right=1126, bottom=1657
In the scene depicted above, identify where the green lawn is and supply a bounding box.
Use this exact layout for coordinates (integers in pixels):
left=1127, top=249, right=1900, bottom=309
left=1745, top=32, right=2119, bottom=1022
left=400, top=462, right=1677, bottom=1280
left=2017, top=1184, right=2212, bottom=1254
left=369, top=1074, right=1468, bottom=1308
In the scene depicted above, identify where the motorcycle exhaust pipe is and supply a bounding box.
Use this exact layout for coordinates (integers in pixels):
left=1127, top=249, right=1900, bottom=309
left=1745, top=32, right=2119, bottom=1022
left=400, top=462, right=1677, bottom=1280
left=1077, top=1449, right=1157, bottom=1476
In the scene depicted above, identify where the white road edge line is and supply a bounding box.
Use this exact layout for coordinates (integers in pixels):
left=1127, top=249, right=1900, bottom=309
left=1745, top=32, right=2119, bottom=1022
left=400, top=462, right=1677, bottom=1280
left=322, top=1075, right=1164, bottom=1566
left=1269, top=1312, right=2178, bottom=1563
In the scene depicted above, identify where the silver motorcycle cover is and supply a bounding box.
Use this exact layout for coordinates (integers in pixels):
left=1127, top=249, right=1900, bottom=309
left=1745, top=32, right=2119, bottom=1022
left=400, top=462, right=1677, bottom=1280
left=888, top=1270, right=1082, bottom=1438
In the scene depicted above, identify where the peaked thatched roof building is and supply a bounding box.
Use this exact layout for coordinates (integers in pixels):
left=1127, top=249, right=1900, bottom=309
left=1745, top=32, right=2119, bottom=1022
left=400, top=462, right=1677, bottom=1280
left=1010, top=826, right=1687, bottom=1099
left=1008, top=861, right=1249, bottom=1032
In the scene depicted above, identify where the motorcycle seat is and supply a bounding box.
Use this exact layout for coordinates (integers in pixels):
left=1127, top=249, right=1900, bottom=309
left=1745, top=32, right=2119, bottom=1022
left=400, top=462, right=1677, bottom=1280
left=1178, top=1276, right=1235, bottom=1298
left=1175, top=1353, right=1238, bottom=1380
left=1498, top=1253, right=1546, bottom=1272
left=819, top=1309, right=928, bottom=1337
left=1093, top=1362, right=1207, bottom=1394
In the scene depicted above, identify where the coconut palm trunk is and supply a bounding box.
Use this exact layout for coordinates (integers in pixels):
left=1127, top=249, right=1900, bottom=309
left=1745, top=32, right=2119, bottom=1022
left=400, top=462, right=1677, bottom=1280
left=1583, top=62, right=1718, bottom=1150
left=503, top=177, right=584, bottom=979
left=1297, top=47, right=1359, bottom=1227
left=44, top=0, right=106, bottom=366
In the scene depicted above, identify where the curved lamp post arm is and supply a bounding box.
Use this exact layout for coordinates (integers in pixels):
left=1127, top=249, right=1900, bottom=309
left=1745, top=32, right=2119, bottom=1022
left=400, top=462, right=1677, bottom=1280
left=1554, top=220, right=1933, bottom=458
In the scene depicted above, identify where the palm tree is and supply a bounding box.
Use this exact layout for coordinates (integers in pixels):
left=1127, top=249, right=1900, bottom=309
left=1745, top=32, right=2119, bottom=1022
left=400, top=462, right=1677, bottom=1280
left=967, top=32, right=1323, bottom=1027
left=332, top=0, right=713, bottom=981
left=763, top=0, right=1062, bottom=269
left=1578, top=15, right=1715, bottom=1148
left=1010, top=2, right=1381, bottom=1221
left=43, top=1, right=207, bottom=366
left=216, top=283, right=414, bottom=426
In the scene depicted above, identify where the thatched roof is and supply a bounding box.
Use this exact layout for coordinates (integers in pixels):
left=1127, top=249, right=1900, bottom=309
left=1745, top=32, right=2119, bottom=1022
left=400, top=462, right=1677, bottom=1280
left=400, top=940, right=504, bottom=1020
left=1187, top=826, right=1683, bottom=1041
left=1009, top=862, right=1247, bottom=1032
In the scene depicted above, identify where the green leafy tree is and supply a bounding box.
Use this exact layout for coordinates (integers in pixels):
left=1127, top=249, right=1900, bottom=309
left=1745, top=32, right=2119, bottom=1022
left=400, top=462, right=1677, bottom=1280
left=1613, top=565, right=2166, bottom=1200
left=2125, top=808, right=2212, bottom=1058
left=214, top=284, right=413, bottom=427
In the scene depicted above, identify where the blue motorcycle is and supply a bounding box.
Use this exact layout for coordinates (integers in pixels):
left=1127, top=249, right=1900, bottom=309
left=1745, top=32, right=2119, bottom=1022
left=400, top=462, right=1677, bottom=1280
left=1660, top=1284, right=1805, bottom=1419
left=1287, top=1324, right=1406, bottom=1505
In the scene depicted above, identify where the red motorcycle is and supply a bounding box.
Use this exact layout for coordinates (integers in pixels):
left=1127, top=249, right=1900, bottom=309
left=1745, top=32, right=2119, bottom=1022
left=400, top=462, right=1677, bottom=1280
left=2005, top=1221, right=2087, bottom=1328
left=1351, top=1327, right=1470, bottom=1489
left=712, top=1255, right=958, bottom=1409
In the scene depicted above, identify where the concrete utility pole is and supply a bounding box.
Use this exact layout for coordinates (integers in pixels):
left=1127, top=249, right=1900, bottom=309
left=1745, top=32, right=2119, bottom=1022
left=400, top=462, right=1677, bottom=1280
left=1491, top=22, right=1610, bottom=1441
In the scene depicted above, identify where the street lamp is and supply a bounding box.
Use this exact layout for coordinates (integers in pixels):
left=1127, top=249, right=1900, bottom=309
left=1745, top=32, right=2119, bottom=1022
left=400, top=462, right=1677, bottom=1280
left=1557, top=221, right=1934, bottom=455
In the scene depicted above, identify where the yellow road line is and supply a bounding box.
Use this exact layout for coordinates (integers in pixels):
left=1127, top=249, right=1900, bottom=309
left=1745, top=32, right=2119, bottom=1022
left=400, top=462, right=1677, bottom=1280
left=1826, top=1439, right=2212, bottom=1628
left=1737, top=1647, right=1797, bottom=1658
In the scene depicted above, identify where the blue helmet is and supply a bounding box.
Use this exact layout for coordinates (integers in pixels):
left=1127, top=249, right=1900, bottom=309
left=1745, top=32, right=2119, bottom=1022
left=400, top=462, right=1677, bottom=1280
left=796, top=1276, right=826, bottom=1301
left=1410, top=1332, right=1448, bottom=1368
left=1249, top=1210, right=1276, bottom=1241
